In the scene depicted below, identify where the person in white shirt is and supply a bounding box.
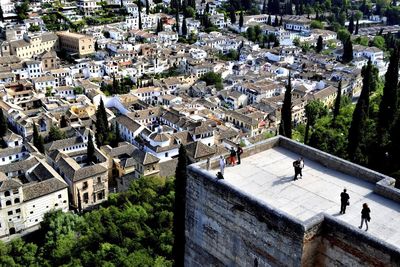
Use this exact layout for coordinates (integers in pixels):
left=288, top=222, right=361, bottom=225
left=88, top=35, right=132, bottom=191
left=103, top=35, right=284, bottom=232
left=219, top=156, right=226, bottom=175
left=299, top=157, right=304, bottom=178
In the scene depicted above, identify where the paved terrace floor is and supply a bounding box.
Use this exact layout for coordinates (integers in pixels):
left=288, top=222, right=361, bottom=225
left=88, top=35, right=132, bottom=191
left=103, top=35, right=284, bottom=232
left=212, top=147, right=400, bottom=248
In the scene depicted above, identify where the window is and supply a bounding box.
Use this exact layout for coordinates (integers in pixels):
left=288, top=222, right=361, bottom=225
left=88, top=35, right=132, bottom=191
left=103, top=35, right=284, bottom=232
left=58, top=194, right=62, bottom=199
left=14, top=198, right=20, bottom=204
left=4, top=191, right=10, bottom=197
left=16, top=208, right=20, bottom=213
left=55, top=203, right=58, bottom=207
left=165, top=152, right=168, bottom=157
left=30, top=211, right=33, bottom=214
left=8, top=211, right=13, bottom=216
left=6, top=200, right=11, bottom=206
left=83, top=181, right=88, bottom=190
left=97, top=177, right=101, bottom=183
left=83, top=192, right=89, bottom=203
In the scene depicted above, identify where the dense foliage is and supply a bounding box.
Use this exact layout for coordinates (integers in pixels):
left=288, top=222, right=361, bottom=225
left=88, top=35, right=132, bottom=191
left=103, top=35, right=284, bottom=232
left=0, top=176, right=175, bottom=267
left=200, top=72, right=223, bottom=90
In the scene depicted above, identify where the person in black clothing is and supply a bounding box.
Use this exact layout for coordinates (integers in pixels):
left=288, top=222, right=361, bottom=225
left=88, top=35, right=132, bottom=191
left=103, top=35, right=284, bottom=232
left=340, top=189, right=350, bottom=214
left=359, top=203, right=371, bottom=231
left=236, top=144, right=243, bottom=165
left=293, top=159, right=301, bottom=180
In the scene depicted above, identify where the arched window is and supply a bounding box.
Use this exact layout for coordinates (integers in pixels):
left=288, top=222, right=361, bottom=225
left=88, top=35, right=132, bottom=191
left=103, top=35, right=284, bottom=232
left=6, top=200, right=12, bottom=206
left=4, top=191, right=10, bottom=197
left=14, top=198, right=20, bottom=204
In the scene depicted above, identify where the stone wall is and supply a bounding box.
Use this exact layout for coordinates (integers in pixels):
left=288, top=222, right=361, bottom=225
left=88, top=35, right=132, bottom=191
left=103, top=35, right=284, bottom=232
left=186, top=165, right=306, bottom=266
left=315, top=216, right=400, bottom=267
left=185, top=136, right=400, bottom=267
left=374, top=177, right=400, bottom=203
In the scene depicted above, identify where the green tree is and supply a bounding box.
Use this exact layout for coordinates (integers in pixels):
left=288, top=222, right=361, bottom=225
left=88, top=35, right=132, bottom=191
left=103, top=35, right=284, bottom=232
left=87, top=132, right=95, bottom=164
left=239, top=10, right=244, bottom=28
left=32, top=123, right=45, bottom=153
left=337, top=28, right=350, bottom=42
left=316, top=35, right=323, bottom=53
left=378, top=47, right=399, bottom=135
left=229, top=9, right=236, bottom=24
left=200, top=72, right=223, bottom=90
left=15, top=1, right=29, bottom=21
left=347, top=60, right=376, bottom=164
left=304, top=100, right=327, bottom=144
left=182, top=18, right=187, bottom=36
left=372, top=36, right=386, bottom=50
left=373, top=47, right=400, bottom=170
left=0, top=109, right=8, bottom=137
left=60, top=115, right=68, bottom=128
left=173, top=145, right=187, bottom=267
left=310, top=20, right=323, bottom=29
left=95, top=99, right=109, bottom=146
left=47, top=126, right=66, bottom=142
left=348, top=14, right=354, bottom=34
left=146, top=0, right=149, bottom=14
left=279, top=73, right=293, bottom=139
left=342, top=37, right=353, bottom=63
left=139, top=10, right=143, bottom=30
left=175, top=12, right=179, bottom=33
left=262, top=0, right=267, bottom=14
left=0, top=6, right=4, bottom=22
left=333, top=81, right=342, bottom=124
left=355, top=19, right=359, bottom=35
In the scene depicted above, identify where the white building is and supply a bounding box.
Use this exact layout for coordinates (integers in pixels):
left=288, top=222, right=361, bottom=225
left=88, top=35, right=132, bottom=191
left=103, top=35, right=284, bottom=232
left=0, top=162, right=69, bottom=239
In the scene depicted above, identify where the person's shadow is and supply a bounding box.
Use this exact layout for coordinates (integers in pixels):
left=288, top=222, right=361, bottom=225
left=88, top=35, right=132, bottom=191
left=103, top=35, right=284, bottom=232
left=272, top=175, right=294, bottom=186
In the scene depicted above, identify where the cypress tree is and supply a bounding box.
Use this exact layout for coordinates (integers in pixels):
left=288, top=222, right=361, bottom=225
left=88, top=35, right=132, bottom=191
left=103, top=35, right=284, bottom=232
left=348, top=14, right=354, bottom=34
left=355, top=19, right=359, bottom=35
left=0, top=109, right=8, bottom=137
left=239, top=10, right=244, bottom=29
left=304, top=100, right=326, bottom=144
left=0, top=6, right=4, bottom=23
left=95, top=99, right=109, bottom=146
left=279, top=73, right=292, bottom=139
left=333, top=80, right=342, bottom=124
left=267, top=14, right=272, bottom=25
left=274, top=15, right=279, bottom=26
left=175, top=12, right=179, bottom=33
left=268, top=0, right=273, bottom=14
left=60, top=115, right=68, bottom=128
left=273, top=0, right=280, bottom=14
left=182, top=18, right=187, bottom=36
left=342, top=37, right=353, bottom=63
left=316, top=35, right=323, bottom=53
left=378, top=47, right=399, bottom=133
left=173, top=145, right=188, bottom=267
left=279, top=16, right=283, bottom=26
left=262, top=0, right=267, bottom=14
left=230, top=9, right=236, bottom=24
left=87, top=132, right=95, bottom=164
left=348, top=60, right=375, bottom=164
left=205, top=2, right=210, bottom=13
left=145, top=0, right=149, bottom=15
left=32, top=123, right=44, bottom=153
left=390, top=112, right=400, bottom=175
left=139, top=11, right=142, bottom=30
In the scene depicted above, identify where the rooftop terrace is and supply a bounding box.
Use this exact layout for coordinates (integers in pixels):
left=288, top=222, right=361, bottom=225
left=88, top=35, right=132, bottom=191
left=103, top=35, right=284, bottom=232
left=208, top=138, right=400, bottom=250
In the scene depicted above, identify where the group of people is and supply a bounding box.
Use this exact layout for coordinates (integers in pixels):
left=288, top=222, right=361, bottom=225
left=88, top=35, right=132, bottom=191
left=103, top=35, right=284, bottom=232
left=217, top=144, right=244, bottom=178
left=340, top=189, right=371, bottom=231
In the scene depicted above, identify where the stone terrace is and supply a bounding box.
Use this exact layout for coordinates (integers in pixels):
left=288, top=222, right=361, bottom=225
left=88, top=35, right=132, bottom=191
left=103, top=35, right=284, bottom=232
left=212, top=146, right=400, bottom=249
